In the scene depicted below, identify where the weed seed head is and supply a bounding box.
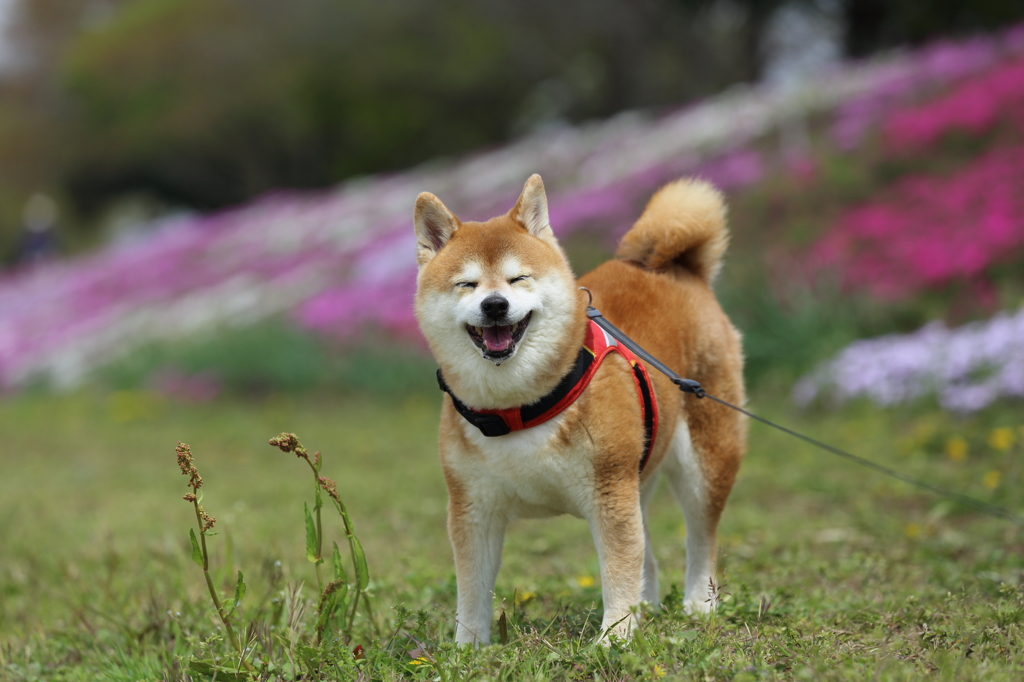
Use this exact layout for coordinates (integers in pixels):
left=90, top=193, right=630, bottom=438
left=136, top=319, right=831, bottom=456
left=268, top=432, right=309, bottom=459
left=199, top=506, right=216, bottom=532
left=176, top=441, right=203, bottom=489
left=176, top=441, right=193, bottom=473
left=319, top=476, right=341, bottom=506
left=183, top=493, right=197, bottom=502
left=321, top=579, right=345, bottom=600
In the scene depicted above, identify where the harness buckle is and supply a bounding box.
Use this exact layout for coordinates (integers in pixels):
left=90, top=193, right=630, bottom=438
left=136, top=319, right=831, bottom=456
left=470, top=414, right=512, bottom=438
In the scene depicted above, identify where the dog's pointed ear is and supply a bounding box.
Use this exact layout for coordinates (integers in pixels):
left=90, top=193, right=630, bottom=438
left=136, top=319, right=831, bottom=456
left=510, top=174, right=557, bottom=246
left=414, top=192, right=459, bottom=266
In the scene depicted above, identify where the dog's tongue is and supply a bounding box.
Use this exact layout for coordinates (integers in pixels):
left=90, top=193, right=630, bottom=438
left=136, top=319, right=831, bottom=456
left=482, top=325, right=513, bottom=352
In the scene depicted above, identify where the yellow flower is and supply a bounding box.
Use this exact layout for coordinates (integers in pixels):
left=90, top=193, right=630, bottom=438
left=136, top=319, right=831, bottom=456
left=652, top=664, right=667, bottom=679
left=983, top=470, right=1002, bottom=490
left=987, top=427, right=1015, bottom=451
left=904, top=523, right=920, bottom=539
left=515, top=591, right=535, bottom=605
left=576, top=575, right=596, bottom=588
left=408, top=657, right=430, bottom=666
left=945, top=436, right=968, bottom=461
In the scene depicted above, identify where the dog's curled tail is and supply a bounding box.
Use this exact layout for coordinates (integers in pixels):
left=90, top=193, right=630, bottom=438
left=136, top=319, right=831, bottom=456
left=616, top=179, right=729, bottom=285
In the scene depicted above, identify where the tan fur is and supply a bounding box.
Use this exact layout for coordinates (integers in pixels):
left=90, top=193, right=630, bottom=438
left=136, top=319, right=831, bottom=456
left=414, top=174, right=746, bottom=645
left=616, top=179, right=729, bottom=285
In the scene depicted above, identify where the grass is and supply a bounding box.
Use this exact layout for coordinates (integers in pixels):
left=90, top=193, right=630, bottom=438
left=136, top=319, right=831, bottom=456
left=1, top=385, right=1022, bottom=681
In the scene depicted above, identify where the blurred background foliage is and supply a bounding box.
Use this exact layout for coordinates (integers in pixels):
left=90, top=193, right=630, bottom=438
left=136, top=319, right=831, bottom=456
left=2, top=0, right=1024, bottom=261
left=99, top=322, right=439, bottom=398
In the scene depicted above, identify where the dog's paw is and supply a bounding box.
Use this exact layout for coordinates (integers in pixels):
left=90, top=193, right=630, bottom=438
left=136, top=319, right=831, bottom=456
left=682, top=597, right=715, bottom=616
left=454, top=623, right=490, bottom=647
left=596, top=613, right=636, bottom=646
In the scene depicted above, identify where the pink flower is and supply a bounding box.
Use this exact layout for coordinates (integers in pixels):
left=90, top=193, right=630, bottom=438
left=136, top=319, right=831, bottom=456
left=882, top=57, right=1024, bottom=150
left=809, top=142, right=1024, bottom=299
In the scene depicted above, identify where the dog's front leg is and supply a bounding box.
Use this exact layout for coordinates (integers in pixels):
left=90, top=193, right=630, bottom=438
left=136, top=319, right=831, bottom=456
left=589, top=484, right=645, bottom=643
left=448, top=496, right=507, bottom=646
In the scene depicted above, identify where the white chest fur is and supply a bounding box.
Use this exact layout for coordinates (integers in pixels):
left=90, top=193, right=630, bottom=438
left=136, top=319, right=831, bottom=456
left=450, top=413, right=596, bottom=521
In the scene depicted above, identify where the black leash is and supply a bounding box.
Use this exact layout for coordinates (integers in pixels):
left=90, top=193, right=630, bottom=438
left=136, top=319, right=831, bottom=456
left=583, top=293, right=1023, bottom=526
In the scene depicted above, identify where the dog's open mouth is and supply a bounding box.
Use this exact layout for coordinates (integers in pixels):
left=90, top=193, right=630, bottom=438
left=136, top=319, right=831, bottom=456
left=467, top=312, right=532, bottom=360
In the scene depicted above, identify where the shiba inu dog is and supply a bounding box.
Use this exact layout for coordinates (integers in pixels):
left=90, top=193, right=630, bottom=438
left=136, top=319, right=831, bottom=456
left=413, top=175, right=746, bottom=645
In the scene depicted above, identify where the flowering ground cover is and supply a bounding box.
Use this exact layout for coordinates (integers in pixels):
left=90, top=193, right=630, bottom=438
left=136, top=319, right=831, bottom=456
left=828, top=30, right=1022, bottom=150
left=3, top=23, right=1024, bottom=394
left=808, top=55, right=1024, bottom=302
left=794, top=306, right=1024, bottom=412
left=881, top=57, right=1024, bottom=151
left=782, top=41, right=1024, bottom=413
left=807, top=140, right=1024, bottom=301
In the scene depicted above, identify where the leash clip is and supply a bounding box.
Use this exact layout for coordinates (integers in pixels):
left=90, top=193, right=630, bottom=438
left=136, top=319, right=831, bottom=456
left=674, top=378, right=706, bottom=398
left=582, top=289, right=605, bottom=319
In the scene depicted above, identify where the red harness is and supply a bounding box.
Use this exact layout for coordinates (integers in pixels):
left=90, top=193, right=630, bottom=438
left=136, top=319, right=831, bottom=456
left=437, top=319, right=660, bottom=473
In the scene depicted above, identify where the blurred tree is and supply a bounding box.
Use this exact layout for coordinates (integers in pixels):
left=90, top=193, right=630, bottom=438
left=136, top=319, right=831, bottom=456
left=58, top=0, right=752, bottom=215
left=666, top=0, right=789, bottom=82
left=63, top=1, right=522, bottom=210
left=843, top=0, right=1024, bottom=56
left=0, top=0, right=102, bottom=258
left=2, top=0, right=1023, bottom=252
left=674, top=0, right=1024, bottom=66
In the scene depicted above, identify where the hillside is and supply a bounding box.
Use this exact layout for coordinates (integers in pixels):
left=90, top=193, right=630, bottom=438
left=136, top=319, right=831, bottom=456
left=1, top=23, right=1022, bottom=402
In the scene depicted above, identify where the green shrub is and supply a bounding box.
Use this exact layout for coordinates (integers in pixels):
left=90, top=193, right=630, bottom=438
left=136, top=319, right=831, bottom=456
left=100, top=320, right=437, bottom=397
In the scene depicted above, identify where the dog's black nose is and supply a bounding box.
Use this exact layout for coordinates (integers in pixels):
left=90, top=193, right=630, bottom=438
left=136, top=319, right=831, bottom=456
left=481, top=295, right=509, bottom=320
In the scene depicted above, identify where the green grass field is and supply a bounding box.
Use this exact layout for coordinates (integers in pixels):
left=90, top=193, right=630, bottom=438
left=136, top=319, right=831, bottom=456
left=1, top=385, right=1022, bottom=681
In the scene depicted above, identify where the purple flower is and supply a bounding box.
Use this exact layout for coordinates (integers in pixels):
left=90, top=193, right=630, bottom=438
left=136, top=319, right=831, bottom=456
left=795, top=308, right=1024, bottom=412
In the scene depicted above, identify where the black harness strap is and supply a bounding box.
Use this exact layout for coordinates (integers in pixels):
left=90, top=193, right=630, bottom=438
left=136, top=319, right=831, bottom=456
left=634, top=363, right=656, bottom=473
left=520, top=347, right=595, bottom=424
left=437, top=370, right=512, bottom=437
